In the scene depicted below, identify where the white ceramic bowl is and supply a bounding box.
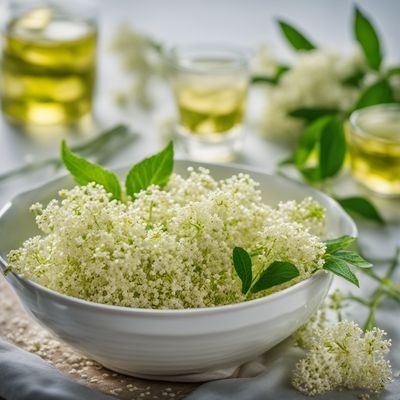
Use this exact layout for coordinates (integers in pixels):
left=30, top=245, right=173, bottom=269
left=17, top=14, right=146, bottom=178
left=0, top=161, right=357, bottom=381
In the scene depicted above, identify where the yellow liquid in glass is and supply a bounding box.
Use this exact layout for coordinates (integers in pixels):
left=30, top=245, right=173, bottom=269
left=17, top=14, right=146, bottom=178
left=175, top=60, right=247, bottom=139
left=348, top=118, right=400, bottom=196
left=1, top=8, right=97, bottom=126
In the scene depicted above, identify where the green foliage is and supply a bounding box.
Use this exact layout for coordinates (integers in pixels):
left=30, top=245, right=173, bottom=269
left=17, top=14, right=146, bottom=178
left=336, top=197, right=385, bottom=224
left=232, top=247, right=253, bottom=294
left=353, top=79, right=395, bottom=110
left=354, top=6, right=383, bottom=71
left=125, top=142, right=174, bottom=199
left=278, top=20, right=316, bottom=51
left=61, top=141, right=122, bottom=200
left=250, top=261, right=299, bottom=293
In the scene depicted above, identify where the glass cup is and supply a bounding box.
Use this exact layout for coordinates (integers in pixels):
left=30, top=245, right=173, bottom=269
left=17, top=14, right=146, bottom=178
left=169, top=44, right=250, bottom=162
left=347, top=104, right=400, bottom=197
left=0, top=0, right=97, bottom=127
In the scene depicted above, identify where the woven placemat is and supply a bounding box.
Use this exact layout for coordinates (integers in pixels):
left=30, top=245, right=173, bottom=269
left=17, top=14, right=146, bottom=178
left=0, top=276, right=197, bottom=400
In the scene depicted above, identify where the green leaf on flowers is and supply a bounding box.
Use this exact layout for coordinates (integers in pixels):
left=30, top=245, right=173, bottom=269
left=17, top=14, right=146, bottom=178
left=318, top=116, right=346, bottom=179
left=232, top=247, right=253, bottom=294
left=354, top=6, right=383, bottom=71
left=353, top=79, right=395, bottom=110
left=61, top=141, right=122, bottom=200
left=324, top=235, right=356, bottom=254
left=341, top=71, right=365, bottom=87
left=250, top=261, right=299, bottom=293
left=278, top=20, right=316, bottom=51
left=336, top=196, right=385, bottom=224
left=288, top=107, right=340, bottom=122
left=299, top=167, right=321, bottom=183
left=294, top=116, right=331, bottom=169
left=332, top=250, right=372, bottom=269
left=323, top=255, right=359, bottom=287
left=125, top=141, right=174, bottom=199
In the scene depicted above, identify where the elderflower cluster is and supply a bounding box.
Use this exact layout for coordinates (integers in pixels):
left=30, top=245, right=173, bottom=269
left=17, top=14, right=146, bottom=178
left=292, top=321, right=392, bottom=396
left=256, top=48, right=365, bottom=140
left=8, top=168, right=326, bottom=309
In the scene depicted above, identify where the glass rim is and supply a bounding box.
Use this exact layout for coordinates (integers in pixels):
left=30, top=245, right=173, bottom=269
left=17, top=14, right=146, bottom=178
left=167, top=43, right=251, bottom=74
left=349, top=103, right=400, bottom=145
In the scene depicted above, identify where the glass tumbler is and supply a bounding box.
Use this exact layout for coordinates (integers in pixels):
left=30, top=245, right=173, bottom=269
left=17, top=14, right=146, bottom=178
left=169, top=44, right=250, bottom=162
left=347, top=104, right=400, bottom=197
left=1, top=0, right=97, bottom=127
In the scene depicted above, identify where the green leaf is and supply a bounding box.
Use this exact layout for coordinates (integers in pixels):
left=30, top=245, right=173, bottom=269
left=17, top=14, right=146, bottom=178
left=318, top=116, right=346, bottom=179
left=336, top=196, right=385, bottom=224
left=332, top=250, right=372, bottom=269
left=289, top=107, right=340, bottom=122
left=250, top=261, right=299, bottom=293
left=300, top=167, right=321, bottom=183
left=232, top=247, right=253, bottom=294
left=387, top=66, right=400, bottom=77
left=251, top=75, right=279, bottom=85
left=61, top=141, right=122, bottom=200
left=278, top=20, right=316, bottom=51
left=353, top=79, right=395, bottom=111
left=341, top=71, right=365, bottom=87
left=323, top=255, right=359, bottom=287
left=125, top=141, right=174, bottom=199
left=324, top=235, right=356, bottom=254
left=251, top=65, right=290, bottom=85
left=294, top=116, right=331, bottom=168
left=354, top=7, right=382, bottom=71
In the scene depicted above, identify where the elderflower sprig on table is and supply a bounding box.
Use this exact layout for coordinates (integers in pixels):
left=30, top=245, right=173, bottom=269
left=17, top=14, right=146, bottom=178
left=291, top=248, right=400, bottom=397
left=292, top=321, right=392, bottom=396
left=6, top=142, right=369, bottom=308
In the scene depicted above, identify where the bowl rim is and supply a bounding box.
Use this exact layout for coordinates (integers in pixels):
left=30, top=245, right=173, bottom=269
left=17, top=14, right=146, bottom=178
left=0, top=160, right=356, bottom=316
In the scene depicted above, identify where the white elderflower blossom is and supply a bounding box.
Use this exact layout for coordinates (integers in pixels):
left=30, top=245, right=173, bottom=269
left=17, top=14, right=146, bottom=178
left=256, top=48, right=365, bottom=140
left=292, top=321, right=392, bottom=396
left=8, top=169, right=327, bottom=309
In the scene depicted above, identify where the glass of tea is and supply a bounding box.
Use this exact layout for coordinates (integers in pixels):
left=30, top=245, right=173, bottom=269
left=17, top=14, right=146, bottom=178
left=169, top=45, right=250, bottom=162
left=347, top=104, right=400, bottom=197
left=1, top=0, right=97, bottom=127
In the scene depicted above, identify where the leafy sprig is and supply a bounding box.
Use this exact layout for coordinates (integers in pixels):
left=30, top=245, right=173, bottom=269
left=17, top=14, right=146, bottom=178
left=232, top=236, right=371, bottom=295
left=256, top=5, right=400, bottom=225
left=61, top=140, right=174, bottom=201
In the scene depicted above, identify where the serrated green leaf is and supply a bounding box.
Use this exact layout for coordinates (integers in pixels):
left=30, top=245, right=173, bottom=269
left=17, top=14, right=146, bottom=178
left=332, top=250, right=372, bottom=269
left=232, top=247, right=253, bottom=294
left=294, top=116, right=331, bottom=169
left=319, top=116, right=346, bottom=179
left=289, top=107, right=340, bottom=122
left=250, top=261, right=299, bottom=293
left=353, top=79, right=395, bottom=110
left=61, top=141, right=122, bottom=200
left=336, top=196, right=385, bottom=224
left=324, top=235, right=356, bottom=253
left=323, top=255, right=359, bottom=287
left=278, top=20, right=316, bottom=51
left=354, top=7, right=382, bottom=71
left=125, top=141, right=174, bottom=199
